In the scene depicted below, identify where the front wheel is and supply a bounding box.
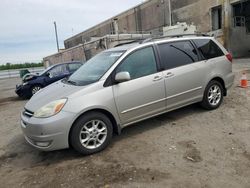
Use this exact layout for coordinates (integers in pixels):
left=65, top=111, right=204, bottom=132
left=31, top=85, right=42, bottom=96
left=201, top=80, right=224, bottom=110
left=70, top=112, right=113, bottom=155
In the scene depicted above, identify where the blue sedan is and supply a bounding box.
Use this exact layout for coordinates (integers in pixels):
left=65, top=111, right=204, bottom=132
left=16, top=62, right=83, bottom=99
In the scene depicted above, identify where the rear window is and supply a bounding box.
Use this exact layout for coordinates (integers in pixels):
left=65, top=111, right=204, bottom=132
left=193, top=39, right=224, bottom=60
left=158, top=41, right=199, bottom=70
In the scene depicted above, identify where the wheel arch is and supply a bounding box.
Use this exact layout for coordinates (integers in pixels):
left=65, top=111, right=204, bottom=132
left=209, top=77, right=227, bottom=96
left=30, top=81, right=44, bottom=88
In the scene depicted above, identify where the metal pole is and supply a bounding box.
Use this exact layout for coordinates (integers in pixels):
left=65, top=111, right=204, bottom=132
left=54, top=21, right=59, bottom=52
left=168, top=0, right=172, bottom=26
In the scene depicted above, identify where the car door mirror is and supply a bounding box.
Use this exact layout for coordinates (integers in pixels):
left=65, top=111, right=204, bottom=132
left=46, top=72, right=52, bottom=78
left=115, top=72, right=131, bottom=83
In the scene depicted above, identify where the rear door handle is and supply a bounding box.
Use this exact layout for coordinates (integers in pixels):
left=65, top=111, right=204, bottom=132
left=165, top=72, right=175, bottom=78
left=153, top=75, right=163, bottom=81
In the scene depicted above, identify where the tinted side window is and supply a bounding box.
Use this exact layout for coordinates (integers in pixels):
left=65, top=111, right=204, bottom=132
left=48, top=64, right=69, bottom=77
left=193, top=39, right=224, bottom=60
left=116, top=47, right=157, bottom=80
left=158, top=41, right=199, bottom=70
left=68, top=63, right=82, bottom=72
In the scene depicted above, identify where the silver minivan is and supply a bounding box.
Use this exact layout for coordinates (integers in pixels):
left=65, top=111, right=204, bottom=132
left=21, top=36, right=235, bottom=155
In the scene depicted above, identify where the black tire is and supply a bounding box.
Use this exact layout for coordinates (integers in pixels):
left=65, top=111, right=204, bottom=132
left=201, top=80, right=224, bottom=110
left=70, top=112, right=113, bottom=155
left=30, top=85, right=42, bottom=96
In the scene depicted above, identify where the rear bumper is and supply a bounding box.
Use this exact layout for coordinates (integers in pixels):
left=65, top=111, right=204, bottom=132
left=20, top=110, right=76, bottom=151
left=225, top=72, right=235, bottom=90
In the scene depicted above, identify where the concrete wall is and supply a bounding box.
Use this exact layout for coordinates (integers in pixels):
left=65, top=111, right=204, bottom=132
left=64, top=0, right=223, bottom=49
left=171, top=0, right=221, bottom=32
left=64, top=0, right=171, bottom=49
left=60, top=0, right=250, bottom=59
left=44, top=45, right=86, bottom=66
left=230, top=25, right=250, bottom=57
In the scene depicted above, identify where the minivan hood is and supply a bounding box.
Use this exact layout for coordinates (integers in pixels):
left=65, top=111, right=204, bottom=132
left=25, top=80, right=84, bottom=112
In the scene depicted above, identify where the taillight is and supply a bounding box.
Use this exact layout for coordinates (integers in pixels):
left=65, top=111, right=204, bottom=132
left=226, top=53, right=233, bottom=63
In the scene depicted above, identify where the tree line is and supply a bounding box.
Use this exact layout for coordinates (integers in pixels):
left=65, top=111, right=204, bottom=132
left=0, top=62, right=44, bottom=71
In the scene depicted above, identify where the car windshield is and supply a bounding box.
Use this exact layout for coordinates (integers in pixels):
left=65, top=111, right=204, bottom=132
left=39, top=66, right=53, bottom=75
left=67, top=51, right=125, bottom=86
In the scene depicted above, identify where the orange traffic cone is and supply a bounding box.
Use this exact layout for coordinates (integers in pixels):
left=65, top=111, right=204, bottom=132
left=240, top=72, right=248, bottom=88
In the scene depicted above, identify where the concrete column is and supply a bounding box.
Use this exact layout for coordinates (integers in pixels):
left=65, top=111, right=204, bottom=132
left=161, top=0, right=171, bottom=26
left=134, top=6, right=142, bottom=33
left=168, top=0, right=172, bottom=26
left=223, top=0, right=232, bottom=51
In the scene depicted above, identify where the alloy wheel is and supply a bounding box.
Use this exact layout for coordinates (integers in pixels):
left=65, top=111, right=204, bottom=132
left=32, top=86, right=41, bottom=95
left=208, top=84, right=222, bottom=106
left=79, top=120, right=108, bottom=150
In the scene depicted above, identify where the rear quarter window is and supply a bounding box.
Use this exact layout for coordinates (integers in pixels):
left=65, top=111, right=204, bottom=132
left=193, top=39, right=224, bottom=60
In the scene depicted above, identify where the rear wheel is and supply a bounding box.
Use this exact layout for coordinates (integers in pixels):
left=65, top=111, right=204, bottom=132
left=70, top=112, right=113, bottom=155
left=201, top=80, right=224, bottom=110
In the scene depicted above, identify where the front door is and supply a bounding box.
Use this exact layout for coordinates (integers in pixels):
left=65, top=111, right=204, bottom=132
left=113, top=46, right=166, bottom=125
left=45, top=64, right=69, bottom=85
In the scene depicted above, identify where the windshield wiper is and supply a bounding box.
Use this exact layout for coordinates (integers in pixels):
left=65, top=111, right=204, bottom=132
left=67, top=80, right=77, bottom=85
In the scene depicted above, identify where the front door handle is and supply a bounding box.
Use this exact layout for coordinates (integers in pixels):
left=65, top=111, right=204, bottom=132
left=165, top=72, right=175, bottom=78
left=153, top=75, right=163, bottom=81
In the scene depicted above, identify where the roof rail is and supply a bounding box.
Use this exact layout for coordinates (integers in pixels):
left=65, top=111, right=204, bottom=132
left=139, top=38, right=153, bottom=44
left=114, top=40, right=141, bottom=47
left=162, top=33, right=210, bottom=38
left=114, top=33, right=211, bottom=47
left=139, top=33, right=211, bottom=44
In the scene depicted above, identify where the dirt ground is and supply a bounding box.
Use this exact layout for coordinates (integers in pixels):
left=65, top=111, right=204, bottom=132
left=0, top=59, right=250, bottom=188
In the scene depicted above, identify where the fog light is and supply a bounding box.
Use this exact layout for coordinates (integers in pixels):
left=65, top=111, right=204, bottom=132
left=35, top=141, right=51, bottom=147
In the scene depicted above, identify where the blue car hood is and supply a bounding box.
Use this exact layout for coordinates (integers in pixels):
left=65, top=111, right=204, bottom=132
left=25, top=80, right=83, bottom=112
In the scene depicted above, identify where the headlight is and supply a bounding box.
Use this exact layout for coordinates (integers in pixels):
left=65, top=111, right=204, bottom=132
left=22, top=82, right=28, bottom=86
left=34, top=98, right=67, bottom=118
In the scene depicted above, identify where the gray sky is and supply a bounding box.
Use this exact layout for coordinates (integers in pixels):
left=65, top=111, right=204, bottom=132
left=0, top=0, right=143, bottom=64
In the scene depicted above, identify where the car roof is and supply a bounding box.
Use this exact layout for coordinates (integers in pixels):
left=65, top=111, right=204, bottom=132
left=105, top=42, right=140, bottom=52
left=51, top=61, right=82, bottom=67
left=107, top=36, right=214, bottom=52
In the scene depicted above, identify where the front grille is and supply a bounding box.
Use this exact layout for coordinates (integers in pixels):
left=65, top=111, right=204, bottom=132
left=23, top=109, right=34, bottom=118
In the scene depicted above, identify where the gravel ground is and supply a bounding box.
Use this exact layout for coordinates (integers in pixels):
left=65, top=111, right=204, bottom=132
left=0, top=59, right=250, bottom=188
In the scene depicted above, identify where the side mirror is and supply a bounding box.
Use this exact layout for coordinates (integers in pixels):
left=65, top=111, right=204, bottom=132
left=115, top=72, right=131, bottom=83
left=46, top=72, right=52, bottom=78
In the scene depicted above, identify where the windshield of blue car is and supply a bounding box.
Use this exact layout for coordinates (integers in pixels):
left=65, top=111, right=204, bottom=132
left=39, top=66, right=53, bottom=76
left=67, top=51, right=125, bottom=86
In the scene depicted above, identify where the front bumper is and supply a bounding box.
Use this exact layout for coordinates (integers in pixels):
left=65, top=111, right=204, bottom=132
left=15, top=84, right=31, bottom=98
left=21, top=110, right=76, bottom=151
